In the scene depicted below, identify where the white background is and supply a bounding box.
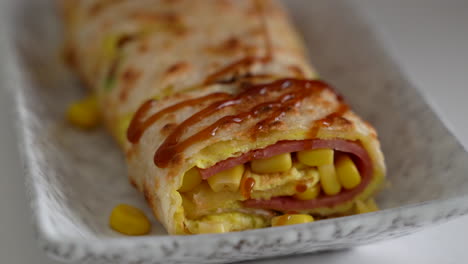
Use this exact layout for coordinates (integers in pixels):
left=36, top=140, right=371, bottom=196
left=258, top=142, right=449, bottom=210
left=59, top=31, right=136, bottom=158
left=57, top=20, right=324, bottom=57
left=1, top=0, right=468, bottom=263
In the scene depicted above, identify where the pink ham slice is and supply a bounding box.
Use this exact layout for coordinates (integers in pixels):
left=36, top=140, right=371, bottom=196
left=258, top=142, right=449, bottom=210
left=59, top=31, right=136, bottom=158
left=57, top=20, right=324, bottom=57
left=198, top=139, right=373, bottom=210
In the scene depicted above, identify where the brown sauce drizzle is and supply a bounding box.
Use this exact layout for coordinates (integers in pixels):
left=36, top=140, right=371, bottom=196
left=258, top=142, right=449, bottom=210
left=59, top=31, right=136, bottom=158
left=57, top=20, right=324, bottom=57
left=240, top=177, right=256, bottom=199
left=89, top=1, right=360, bottom=212
left=308, top=103, right=349, bottom=138
left=254, top=89, right=309, bottom=133
left=154, top=78, right=339, bottom=168
left=127, top=92, right=230, bottom=143
left=317, top=104, right=349, bottom=127
left=203, top=56, right=268, bottom=85
left=295, top=183, right=307, bottom=193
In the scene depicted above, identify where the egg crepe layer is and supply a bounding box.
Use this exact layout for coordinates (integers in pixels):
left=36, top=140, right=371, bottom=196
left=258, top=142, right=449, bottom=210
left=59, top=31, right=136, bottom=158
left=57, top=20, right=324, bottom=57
left=61, top=0, right=386, bottom=235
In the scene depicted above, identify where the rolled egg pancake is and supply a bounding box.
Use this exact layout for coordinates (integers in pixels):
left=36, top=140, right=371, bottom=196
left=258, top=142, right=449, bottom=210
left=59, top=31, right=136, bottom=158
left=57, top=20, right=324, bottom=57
left=61, top=0, right=386, bottom=235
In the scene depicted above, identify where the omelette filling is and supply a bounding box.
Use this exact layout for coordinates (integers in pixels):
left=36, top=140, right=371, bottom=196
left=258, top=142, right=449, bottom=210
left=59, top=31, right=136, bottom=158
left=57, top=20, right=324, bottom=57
left=179, top=143, right=372, bottom=234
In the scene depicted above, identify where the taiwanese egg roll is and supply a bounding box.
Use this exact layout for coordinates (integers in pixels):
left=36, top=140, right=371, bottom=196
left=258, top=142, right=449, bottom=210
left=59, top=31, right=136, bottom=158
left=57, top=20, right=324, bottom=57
left=61, top=0, right=386, bottom=235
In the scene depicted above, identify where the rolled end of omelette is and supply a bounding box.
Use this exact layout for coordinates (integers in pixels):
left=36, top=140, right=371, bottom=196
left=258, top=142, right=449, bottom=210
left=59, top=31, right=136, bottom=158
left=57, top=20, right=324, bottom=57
left=62, top=0, right=385, bottom=235
left=126, top=78, right=385, bottom=235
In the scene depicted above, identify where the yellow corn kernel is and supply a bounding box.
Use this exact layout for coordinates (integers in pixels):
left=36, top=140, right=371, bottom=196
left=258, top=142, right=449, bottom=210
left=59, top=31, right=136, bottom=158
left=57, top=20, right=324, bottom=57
left=335, top=154, right=361, bottom=190
left=207, top=164, right=244, bottom=192
left=251, top=153, right=292, bottom=174
left=109, top=204, right=151, bottom=236
left=179, top=167, right=202, bottom=192
left=271, top=214, right=314, bottom=226
left=318, top=164, right=341, bottom=195
left=66, top=95, right=100, bottom=129
left=294, top=184, right=321, bottom=200
left=297, top=148, right=334, bottom=167
left=198, top=222, right=227, bottom=234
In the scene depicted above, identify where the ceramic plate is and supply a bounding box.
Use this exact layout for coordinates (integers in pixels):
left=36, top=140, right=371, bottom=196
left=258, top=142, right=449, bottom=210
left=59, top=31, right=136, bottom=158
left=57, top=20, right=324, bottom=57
left=4, top=0, right=468, bottom=263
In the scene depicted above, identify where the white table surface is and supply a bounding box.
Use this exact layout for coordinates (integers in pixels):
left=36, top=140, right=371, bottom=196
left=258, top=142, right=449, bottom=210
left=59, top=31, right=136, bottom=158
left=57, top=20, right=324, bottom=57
left=1, top=0, right=468, bottom=263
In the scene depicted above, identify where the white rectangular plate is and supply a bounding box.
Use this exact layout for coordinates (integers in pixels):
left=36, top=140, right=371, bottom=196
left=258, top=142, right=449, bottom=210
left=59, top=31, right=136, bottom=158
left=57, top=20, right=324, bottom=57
left=4, top=0, right=468, bottom=263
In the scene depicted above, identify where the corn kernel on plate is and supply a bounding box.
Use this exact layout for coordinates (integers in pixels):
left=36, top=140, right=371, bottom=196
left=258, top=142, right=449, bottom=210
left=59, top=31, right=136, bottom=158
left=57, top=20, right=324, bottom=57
left=6, top=0, right=468, bottom=263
